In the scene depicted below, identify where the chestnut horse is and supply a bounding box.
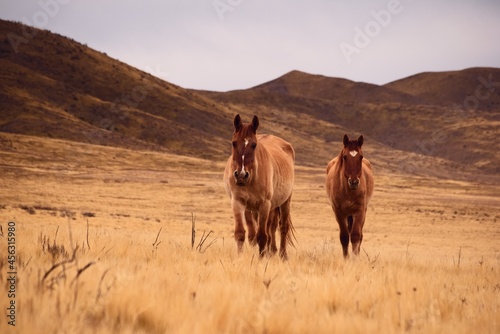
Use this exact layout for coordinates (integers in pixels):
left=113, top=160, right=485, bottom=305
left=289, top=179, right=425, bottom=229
left=224, top=114, right=295, bottom=259
left=326, top=134, right=374, bottom=258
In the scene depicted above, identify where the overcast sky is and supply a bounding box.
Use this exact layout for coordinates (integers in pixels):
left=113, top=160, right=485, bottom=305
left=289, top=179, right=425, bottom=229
left=2, top=0, right=500, bottom=91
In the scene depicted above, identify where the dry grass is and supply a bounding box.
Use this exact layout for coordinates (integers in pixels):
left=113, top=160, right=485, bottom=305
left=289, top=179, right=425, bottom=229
left=0, top=133, right=499, bottom=333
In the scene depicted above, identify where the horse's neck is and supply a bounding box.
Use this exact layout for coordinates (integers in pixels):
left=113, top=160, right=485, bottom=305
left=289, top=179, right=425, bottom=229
left=336, top=152, right=344, bottom=171
left=335, top=153, right=348, bottom=188
left=252, top=145, right=264, bottom=173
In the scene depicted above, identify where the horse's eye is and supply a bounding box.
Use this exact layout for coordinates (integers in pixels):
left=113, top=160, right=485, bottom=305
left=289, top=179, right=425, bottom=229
left=251, top=142, right=257, bottom=149
left=232, top=141, right=237, bottom=148
left=343, top=155, right=347, bottom=160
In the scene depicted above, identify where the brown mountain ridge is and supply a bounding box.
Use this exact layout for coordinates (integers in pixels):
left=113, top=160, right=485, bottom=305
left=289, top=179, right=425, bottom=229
left=0, top=19, right=233, bottom=159
left=1, top=19, right=499, bottom=176
left=201, top=68, right=500, bottom=174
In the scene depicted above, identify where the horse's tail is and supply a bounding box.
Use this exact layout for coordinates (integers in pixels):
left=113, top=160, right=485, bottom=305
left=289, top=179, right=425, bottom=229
left=285, top=211, right=297, bottom=248
left=277, top=204, right=296, bottom=248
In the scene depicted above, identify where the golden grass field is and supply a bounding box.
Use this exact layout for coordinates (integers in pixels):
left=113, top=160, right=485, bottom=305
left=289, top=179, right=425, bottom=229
left=0, top=133, right=499, bottom=333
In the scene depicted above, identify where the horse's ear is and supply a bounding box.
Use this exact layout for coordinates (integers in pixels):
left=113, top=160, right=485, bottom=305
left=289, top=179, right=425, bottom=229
left=357, top=135, right=364, bottom=147
left=251, top=115, right=259, bottom=134
left=234, top=114, right=243, bottom=132
left=343, top=134, right=350, bottom=147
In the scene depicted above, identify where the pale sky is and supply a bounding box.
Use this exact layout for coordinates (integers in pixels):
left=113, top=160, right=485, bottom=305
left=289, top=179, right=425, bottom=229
left=2, top=0, right=500, bottom=91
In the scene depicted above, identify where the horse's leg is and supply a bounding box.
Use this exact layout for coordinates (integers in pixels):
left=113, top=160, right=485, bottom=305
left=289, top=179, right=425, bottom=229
left=245, top=210, right=257, bottom=246
left=256, top=201, right=272, bottom=257
left=279, top=197, right=293, bottom=260
left=232, top=200, right=246, bottom=252
left=350, top=211, right=366, bottom=256
left=333, top=208, right=349, bottom=258
left=347, top=216, right=353, bottom=233
left=266, top=208, right=278, bottom=255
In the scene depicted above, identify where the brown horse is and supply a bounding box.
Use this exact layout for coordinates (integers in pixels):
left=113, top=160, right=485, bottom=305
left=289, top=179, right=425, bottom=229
left=224, top=114, right=295, bottom=259
left=326, top=134, right=374, bottom=258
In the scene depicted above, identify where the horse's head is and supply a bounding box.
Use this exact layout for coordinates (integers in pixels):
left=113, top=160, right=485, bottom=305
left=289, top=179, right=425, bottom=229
left=341, top=134, right=364, bottom=190
left=231, top=114, right=259, bottom=186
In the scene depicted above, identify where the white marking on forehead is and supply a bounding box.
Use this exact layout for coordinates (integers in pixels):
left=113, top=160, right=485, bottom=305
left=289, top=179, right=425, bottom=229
left=244, top=138, right=249, bottom=147
left=349, top=151, right=358, bottom=157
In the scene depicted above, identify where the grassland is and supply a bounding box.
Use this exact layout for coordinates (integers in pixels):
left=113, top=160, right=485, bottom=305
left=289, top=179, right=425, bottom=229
left=0, top=132, right=499, bottom=333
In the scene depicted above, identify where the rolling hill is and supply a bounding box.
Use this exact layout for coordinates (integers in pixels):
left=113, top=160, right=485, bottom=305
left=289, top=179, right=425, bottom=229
left=0, top=19, right=233, bottom=159
left=386, top=67, right=500, bottom=109
left=1, top=19, right=499, bottom=177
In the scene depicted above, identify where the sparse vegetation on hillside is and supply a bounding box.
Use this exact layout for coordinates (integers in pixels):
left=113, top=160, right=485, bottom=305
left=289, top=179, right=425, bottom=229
left=0, top=19, right=232, bottom=159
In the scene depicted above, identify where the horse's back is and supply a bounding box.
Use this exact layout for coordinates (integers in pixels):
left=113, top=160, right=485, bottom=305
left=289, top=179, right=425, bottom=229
left=258, top=134, right=295, bottom=206
left=257, top=134, right=295, bottom=162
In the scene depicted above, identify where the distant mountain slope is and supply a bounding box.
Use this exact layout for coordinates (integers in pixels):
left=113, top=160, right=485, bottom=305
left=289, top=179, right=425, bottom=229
left=201, top=69, right=500, bottom=174
left=0, top=19, right=232, bottom=159
left=200, top=70, right=417, bottom=109
left=385, top=67, right=500, bottom=109
left=250, top=70, right=420, bottom=105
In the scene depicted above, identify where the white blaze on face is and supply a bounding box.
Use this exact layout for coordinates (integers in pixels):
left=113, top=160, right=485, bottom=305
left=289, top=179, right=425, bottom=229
left=240, top=139, right=249, bottom=174
left=241, top=155, right=245, bottom=173
left=349, top=150, right=358, bottom=157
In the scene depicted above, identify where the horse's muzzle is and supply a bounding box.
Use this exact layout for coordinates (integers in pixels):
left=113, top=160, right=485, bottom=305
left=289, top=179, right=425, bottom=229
left=348, top=177, right=360, bottom=190
left=234, top=170, right=249, bottom=186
